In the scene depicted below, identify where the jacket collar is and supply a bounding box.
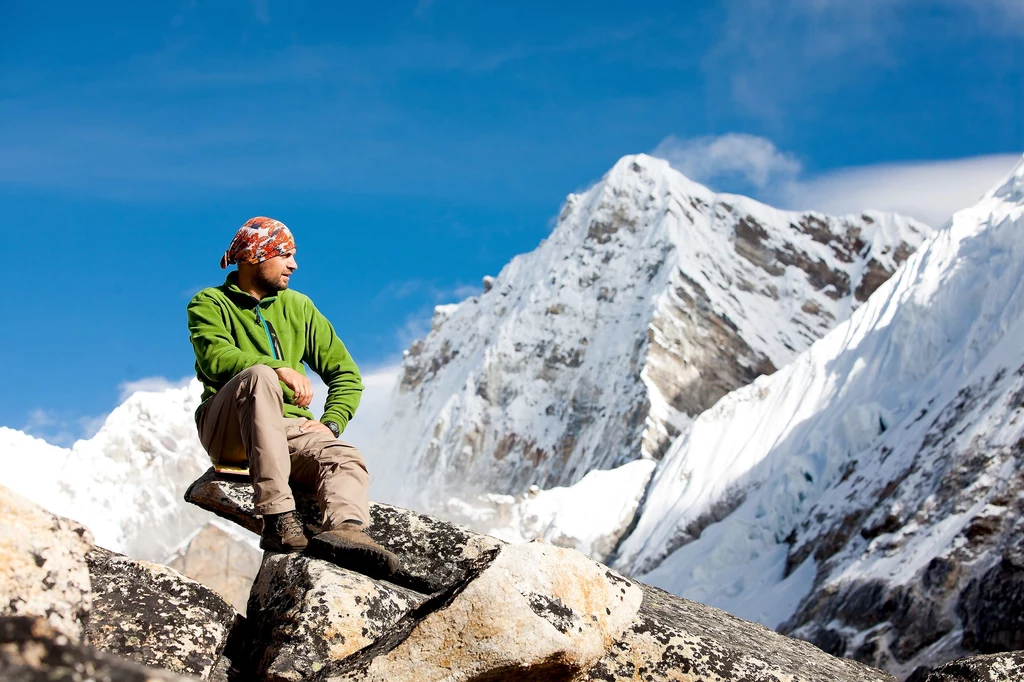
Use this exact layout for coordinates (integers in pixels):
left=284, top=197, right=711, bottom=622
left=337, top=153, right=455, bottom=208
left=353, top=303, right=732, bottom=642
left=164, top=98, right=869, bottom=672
left=222, top=271, right=279, bottom=308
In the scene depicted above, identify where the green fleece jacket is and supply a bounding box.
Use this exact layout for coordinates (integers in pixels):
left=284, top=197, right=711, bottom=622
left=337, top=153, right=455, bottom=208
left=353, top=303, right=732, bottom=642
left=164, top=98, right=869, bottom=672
left=187, top=272, right=363, bottom=431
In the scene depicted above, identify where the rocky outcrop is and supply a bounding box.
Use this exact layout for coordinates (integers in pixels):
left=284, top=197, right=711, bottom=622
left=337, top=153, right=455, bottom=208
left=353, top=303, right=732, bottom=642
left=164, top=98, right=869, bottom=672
left=247, top=554, right=427, bottom=681
left=585, top=583, right=893, bottom=682
left=185, top=467, right=506, bottom=594
left=0, top=615, right=199, bottom=681
left=326, top=542, right=645, bottom=682
left=925, top=651, right=1024, bottom=681
left=0, top=486, right=93, bottom=640
left=184, top=471, right=894, bottom=682
left=0, top=485, right=241, bottom=681
left=87, top=547, right=241, bottom=679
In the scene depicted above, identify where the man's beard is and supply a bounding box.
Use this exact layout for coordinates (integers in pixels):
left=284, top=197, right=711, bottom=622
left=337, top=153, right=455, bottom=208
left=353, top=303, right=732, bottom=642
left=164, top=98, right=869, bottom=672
left=254, top=269, right=288, bottom=294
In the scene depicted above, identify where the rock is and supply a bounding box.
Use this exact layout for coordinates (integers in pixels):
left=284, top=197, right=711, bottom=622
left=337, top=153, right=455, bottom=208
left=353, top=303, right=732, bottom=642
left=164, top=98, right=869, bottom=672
left=0, top=485, right=93, bottom=641
left=247, top=553, right=429, bottom=682
left=583, top=582, right=895, bottom=682
left=167, top=522, right=262, bottom=614
left=85, top=547, right=241, bottom=680
left=184, top=468, right=505, bottom=593
left=324, top=541, right=644, bottom=682
left=925, top=650, right=1024, bottom=681
left=0, top=615, right=199, bottom=681
left=959, top=549, right=1024, bottom=654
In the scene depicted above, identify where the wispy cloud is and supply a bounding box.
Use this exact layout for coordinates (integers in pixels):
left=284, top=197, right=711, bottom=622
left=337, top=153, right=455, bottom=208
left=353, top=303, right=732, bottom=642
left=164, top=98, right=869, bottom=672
left=652, top=134, right=801, bottom=194
left=782, top=153, right=1023, bottom=227
left=652, top=132, right=1021, bottom=226
left=118, top=375, right=194, bottom=402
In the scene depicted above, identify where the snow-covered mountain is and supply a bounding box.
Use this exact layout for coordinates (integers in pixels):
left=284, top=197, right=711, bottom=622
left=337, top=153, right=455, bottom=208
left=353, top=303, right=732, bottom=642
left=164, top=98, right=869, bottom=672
left=0, top=382, right=211, bottom=561
left=607, top=154, right=1024, bottom=676
left=374, top=153, right=930, bottom=511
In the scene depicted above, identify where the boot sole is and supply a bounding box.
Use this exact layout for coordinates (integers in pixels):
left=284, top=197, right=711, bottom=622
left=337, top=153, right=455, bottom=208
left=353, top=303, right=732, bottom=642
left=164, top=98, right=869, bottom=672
left=306, top=534, right=400, bottom=578
left=259, top=540, right=308, bottom=553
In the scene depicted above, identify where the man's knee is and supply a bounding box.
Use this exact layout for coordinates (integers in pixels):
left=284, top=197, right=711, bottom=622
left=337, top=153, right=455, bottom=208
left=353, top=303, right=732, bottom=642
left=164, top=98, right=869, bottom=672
left=319, top=440, right=369, bottom=473
left=237, top=365, right=283, bottom=398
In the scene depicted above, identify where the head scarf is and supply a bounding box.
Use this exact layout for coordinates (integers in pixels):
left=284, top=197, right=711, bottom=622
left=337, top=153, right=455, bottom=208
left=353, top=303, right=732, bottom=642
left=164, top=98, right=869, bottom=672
left=220, top=217, right=296, bottom=269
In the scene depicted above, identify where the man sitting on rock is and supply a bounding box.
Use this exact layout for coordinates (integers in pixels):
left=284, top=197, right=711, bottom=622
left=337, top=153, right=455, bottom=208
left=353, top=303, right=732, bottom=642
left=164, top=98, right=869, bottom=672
left=187, top=216, right=399, bottom=576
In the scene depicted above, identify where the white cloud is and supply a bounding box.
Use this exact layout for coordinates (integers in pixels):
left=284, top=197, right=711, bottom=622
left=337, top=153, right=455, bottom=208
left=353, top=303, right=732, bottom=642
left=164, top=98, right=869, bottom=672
left=653, top=132, right=1021, bottom=227
left=118, top=375, right=194, bottom=402
left=652, top=134, right=802, bottom=192
left=781, top=154, right=1022, bottom=227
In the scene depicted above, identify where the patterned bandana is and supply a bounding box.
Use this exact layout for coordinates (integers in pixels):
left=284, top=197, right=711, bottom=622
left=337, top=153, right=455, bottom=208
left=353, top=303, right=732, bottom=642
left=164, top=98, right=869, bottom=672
left=220, top=217, right=296, bottom=269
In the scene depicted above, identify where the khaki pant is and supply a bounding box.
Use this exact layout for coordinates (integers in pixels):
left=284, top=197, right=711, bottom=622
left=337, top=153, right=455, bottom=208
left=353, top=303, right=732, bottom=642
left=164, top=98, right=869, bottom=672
left=196, top=365, right=370, bottom=529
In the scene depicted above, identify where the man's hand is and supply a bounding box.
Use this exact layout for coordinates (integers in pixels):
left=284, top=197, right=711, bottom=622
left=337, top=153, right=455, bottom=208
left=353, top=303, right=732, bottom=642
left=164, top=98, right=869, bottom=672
left=275, top=367, right=313, bottom=408
left=299, top=419, right=334, bottom=436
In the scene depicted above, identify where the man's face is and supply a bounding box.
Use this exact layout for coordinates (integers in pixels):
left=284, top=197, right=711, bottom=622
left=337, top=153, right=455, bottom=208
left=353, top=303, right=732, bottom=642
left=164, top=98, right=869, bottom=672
left=254, top=251, right=298, bottom=292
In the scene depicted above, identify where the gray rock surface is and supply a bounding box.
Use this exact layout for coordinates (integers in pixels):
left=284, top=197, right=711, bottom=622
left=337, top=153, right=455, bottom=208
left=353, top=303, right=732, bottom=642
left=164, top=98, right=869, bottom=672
left=925, top=650, right=1024, bottom=681
left=584, top=582, right=895, bottom=682
left=184, top=468, right=505, bottom=593
left=0, top=615, right=199, bottom=681
left=86, top=547, right=241, bottom=679
left=0, top=486, right=93, bottom=641
left=247, top=553, right=428, bottom=682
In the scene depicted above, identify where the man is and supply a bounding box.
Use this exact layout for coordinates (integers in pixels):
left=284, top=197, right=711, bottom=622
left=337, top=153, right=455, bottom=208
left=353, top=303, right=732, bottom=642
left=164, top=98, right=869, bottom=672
left=187, top=216, right=399, bottom=576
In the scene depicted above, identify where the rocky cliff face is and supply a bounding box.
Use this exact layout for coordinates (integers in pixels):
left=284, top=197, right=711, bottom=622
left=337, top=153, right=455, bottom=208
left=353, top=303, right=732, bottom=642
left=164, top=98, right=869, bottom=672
left=375, top=154, right=930, bottom=510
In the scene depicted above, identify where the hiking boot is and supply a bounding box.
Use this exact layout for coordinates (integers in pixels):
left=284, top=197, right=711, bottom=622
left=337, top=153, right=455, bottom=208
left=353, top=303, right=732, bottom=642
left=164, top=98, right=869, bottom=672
left=260, top=510, right=308, bottom=553
left=308, top=522, right=400, bottom=577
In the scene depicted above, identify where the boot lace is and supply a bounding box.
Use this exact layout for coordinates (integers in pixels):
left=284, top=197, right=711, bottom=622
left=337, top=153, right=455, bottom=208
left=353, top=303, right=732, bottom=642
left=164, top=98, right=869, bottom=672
left=279, top=511, right=305, bottom=537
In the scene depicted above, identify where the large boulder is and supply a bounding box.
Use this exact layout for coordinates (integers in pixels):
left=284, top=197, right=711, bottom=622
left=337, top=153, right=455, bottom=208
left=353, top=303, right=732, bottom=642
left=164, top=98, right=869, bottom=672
left=925, top=650, right=1024, bottom=681
left=86, top=547, right=242, bottom=680
left=247, top=554, right=428, bottom=681
left=325, top=541, right=644, bottom=682
left=0, top=486, right=93, bottom=640
left=0, top=615, right=199, bottom=681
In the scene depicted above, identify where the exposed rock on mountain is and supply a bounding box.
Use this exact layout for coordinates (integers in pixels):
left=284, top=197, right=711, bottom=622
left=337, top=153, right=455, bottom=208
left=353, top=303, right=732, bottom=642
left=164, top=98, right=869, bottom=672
left=375, top=153, right=930, bottom=515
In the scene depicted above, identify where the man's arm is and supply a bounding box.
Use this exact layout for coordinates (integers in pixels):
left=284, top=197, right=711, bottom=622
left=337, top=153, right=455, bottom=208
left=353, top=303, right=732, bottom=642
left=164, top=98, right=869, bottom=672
left=303, top=301, right=363, bottom=433
left=188, top=293, right=290, bottom=384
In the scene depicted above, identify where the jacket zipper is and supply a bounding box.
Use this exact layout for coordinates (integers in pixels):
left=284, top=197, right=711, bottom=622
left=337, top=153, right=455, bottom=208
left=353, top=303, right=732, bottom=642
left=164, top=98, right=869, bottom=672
left=254, top=305, right=279, bottom=360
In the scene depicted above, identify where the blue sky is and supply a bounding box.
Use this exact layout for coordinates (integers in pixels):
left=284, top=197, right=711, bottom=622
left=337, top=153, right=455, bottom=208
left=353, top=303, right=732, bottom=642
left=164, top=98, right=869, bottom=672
left=1, top=0, right=1022, bottom=444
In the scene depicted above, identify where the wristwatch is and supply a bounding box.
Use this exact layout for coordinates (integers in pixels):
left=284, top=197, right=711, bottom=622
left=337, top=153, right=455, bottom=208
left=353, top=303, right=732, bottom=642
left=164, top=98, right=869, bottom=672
left=323, top=420, right=341, bottom=438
